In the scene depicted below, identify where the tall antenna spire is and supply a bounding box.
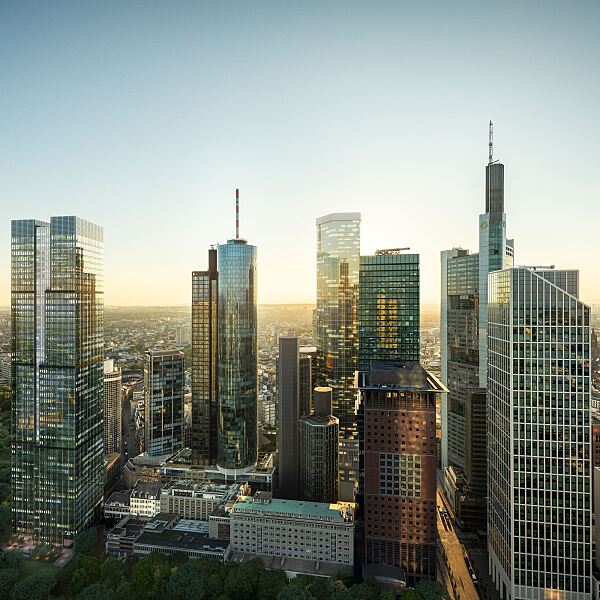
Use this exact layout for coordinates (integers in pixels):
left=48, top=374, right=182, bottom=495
left=235, top=188, right=239, bottom=239
left=488, top=120, right=494, bottom=164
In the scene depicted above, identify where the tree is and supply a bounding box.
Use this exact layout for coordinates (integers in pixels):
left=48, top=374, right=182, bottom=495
left=414, top=580, right=449, bottom=600
left=349, top=577, right=380, bottom=600
left=257, top=569, right=288, bottom=600
left=113, top=581, right=133, bottom=600
left=0, top=550, right=23, bottom=571
left=70, top=568, right=91, bottom=597
left=77, top=583, right=114, bottom=600
left=167, top=562, right=208, bottom=600
left=0, top=568, right=18, bottom=600
left=0, top=507, right=12, bottom=544
left=277, top=585, right=314, bottom=600
left=400, top=590, right=422, bottom=600
left=380, top=591, right=396, bottom=600
left=73, top=528, right=98, bottom=556
left=11, top=571, right=56, bottom=600
left=100, top=556, right=125, bottom=591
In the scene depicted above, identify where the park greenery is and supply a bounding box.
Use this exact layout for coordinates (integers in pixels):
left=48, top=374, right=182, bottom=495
left=0, top=543, right=448, bottom=600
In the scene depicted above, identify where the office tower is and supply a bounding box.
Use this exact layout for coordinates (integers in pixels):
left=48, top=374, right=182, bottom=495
left=11, top=217, right=104, bottom=544
left=0, top=353, right=11, bottom=386
left=358, top=363, right=444, bottom=585
left=217, top=190, right=258, bottom=475
left=299, top=346, right=316, bottom=417
left=315, top=212, right=360, bottom=483
left=440, top=124, right=513, bottom=498
left=277, top=336, right=300, bottom=498
left=144, top=349, right=184, bottom=457
left=488, top=267, right=592, bottom=599
left=191, top=247, right=218, bottom=465
left=103, top=359, right=123, bottom=455
left=298, top=387, right=339, bottom=503
left=359, top=249, right=420, bottom=371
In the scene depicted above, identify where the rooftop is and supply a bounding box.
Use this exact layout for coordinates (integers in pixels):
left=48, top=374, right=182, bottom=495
left=358, top=361, right=447, bottom=393
left=232, top=495, right=353, bottom=522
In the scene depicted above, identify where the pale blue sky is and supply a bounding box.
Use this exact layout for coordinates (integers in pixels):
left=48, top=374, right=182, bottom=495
left=1, top=1, right=599, bottom=305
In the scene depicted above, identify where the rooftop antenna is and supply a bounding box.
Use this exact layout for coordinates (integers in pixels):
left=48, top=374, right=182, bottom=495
left=235, top=188, right=239, bottom=239
left=488, top=120, right=493, bottom=165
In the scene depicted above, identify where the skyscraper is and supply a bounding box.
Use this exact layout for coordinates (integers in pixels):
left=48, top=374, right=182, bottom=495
left=217, top=190, right=258, bottom=475
left=359, top=249, right=420, bottom=371
left=103, top=359, right=122, bottom=455
left=299, top=346, right=316, bottom=417
left=298, top=387, right=339, bottom=503
left=488, top=267, right=591, bottom=599
left=358, top=363, right=444, bottom=585
left=144, top=349, right=184, bottom=457
left=11, top=216, right=104, bottom=544
left=191, top=247, right=218, bottom=465
left=315, top=212, right=360, bottom=483
left=440, top=124, right=513, bottom=503
left=277, top=336, right=300, bottom=498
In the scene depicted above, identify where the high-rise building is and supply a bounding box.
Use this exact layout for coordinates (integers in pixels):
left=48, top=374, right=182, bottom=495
left=0, top=353, right=11, bottom=386
left=277, top=336, right=300, bottom=499
left=299, top=346, right=316, bottom=417
left=144, top=349, right=184, bottom=457
left=217, top=190, right=258, bottom=475
left=358, top=363, right=444, bottom=585
left=11, top=216, right=104, bottom=544
left=103, top=359, right=123, bottom=455
left=298, top=387, right=339, bottom=503
left=315, top=212, right=360, bottom=484
left=191, top=247, right=218, bottom=465
left=440, top=124, right=513, bottom=505
left=359, top=249, right=420, bottom=372
left=488, top=267, right=592, bottom=599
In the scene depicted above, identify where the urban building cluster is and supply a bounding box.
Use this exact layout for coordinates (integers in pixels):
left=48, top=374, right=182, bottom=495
left=5, top=126, right=600, bottom=599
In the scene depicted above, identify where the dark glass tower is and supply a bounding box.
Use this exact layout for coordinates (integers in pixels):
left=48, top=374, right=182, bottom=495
left=144, top=349, right=184, bottom=457
left=217, top=196, right=257, bottom=475
left=11, top=216, right=104, bottom=545
left=191, top=247, right=218, bottom=465
left=358, top=249, right=420, bottom=371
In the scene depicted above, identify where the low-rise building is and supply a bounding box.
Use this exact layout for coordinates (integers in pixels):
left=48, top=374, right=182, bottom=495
left=160, top=480, right=233, bottom=520
left=229, top=492, right=354, bottom=574
left=105, top=490, right=131, bottom=520
left=130, top=480, right=162, bottom=518
left=106, top=513, right=229, bottom=562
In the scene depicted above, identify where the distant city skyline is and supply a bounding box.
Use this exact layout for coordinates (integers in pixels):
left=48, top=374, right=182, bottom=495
left=2, top=2, right=599, bottom=306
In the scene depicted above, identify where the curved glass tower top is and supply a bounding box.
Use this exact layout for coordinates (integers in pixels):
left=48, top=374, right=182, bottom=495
left=217, top=238, right=257, bottom=474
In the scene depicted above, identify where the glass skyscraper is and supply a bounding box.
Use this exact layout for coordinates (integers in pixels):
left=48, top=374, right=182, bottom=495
left=359, top=250, right=420, bottom=371
left=217, top=237, right=257, bottom=475
left=11, top=216, right=104, bottom=545
left=191, top=248, right=218, bottom=465
left=315, top=212, right=360, bottom=483
left=440, top=136, right=513, bottom=490
left=144, top=349, right=184, bottom=457
left=103, top=359, right=122, bottom=455
left=488, top=268, right=591, bottom=600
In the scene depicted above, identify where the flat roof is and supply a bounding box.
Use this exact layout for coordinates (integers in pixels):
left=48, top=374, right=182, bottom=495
left=316, top=212, right=361, bottom=226
left=232, top=497, right=352, bottom=522
left=358, top=361, right=447, bottom=393
left=136, top=529, right=228, bottom=553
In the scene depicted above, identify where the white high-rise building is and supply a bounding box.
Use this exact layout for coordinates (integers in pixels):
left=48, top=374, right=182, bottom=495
left=488, top=267, right=592, bottom=600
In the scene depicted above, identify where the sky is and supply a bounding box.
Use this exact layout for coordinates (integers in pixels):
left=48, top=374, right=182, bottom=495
left=1, top=1, right=599, bottom=306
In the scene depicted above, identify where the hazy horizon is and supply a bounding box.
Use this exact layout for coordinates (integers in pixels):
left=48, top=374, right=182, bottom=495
left=2, top=2, right=599, bottom=305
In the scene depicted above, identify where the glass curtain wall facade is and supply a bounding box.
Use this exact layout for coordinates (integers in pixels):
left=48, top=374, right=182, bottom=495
left=12, top=216, right=104, bottom=544
left=488, top=268, right=591, bottom=600
left=217, top=238, right=257, bottom=475
left=440, top=249, right=479, bottom=472
left=315, top=213, right=360, bottom=483
left=359, top=250, right=420, bottom=372
left=191, top=248, right=218, bottom=465
left=144, top=349, right=184, bottom=457
left=103, top=359, right=122, bottom=455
